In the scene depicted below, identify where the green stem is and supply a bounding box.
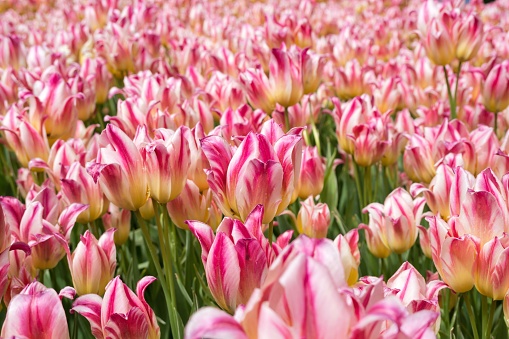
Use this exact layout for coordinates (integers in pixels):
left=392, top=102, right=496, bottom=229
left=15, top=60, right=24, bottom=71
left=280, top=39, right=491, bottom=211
left=485, top=298, right=496, bottom=339
left=482, top=295, right=488, bottom=339
left=72, top=313, right=79, bottom=339
left=284, top=107, right=290, bottom=132
left=268, top=220, right=274, bottom=245
left=443, top=66, right=456, bottom=120
left=311, top=122, right=322, bottom=155
left=494, top=112, right=499, bottom=137
left=135, top=211, right=177, bottom=337
left=452, top=62, right=462, bottom=120
left=449, top=293, right=461, bottom=334
left=363, top=165, right=372, bottom=207
left=464, top=292, right=480, bottom=339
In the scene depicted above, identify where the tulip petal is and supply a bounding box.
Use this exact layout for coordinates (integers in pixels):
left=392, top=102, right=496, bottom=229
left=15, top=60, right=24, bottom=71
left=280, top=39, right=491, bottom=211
left=72, top=294, right=104, bottom=338
left=184, top=307, right=247, bottom=339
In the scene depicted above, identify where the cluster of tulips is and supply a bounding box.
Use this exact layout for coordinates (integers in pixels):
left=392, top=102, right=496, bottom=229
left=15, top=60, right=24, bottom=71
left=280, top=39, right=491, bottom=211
left=1, top=0, right=509, bottom=338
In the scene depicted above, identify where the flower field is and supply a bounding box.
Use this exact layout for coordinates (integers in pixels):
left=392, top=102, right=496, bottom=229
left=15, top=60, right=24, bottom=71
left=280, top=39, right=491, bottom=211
left=0, top=0, right=509, bottom=338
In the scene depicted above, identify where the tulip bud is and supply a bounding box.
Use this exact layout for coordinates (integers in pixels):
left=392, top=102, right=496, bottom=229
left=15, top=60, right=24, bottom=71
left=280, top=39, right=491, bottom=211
left=167, top=180, right=211, bottom=230
left=475, top=234, right=509, bottom=300
left=334, top=229, right=360, bottom=286
left=239, top=67, right=275, bottom=114
left=453, top=14, right=483, bottom=62
left=360, top=203, right=391, bottom=259
left=301, top=49, right=326, bottom=95
left=102, top=204, right=131, bottom=246
left=296, top=197, right=330, bottom=239
left=296, top=146, right=325, bottom=200
left=1, top=282, right=69, bottom=339
left=269, top=47, right=303, bottom=108
left=482, top=61, right=509, bottom=113
left=423, top=15, right=455, bottom=66
left=428, top=216, right=478, bottom=293
left=61, top=162, right=109, bottom=224
left=87, top=124, right=149, bottom=211
left=67, top=229, right=116, bottom=296
left=141, top=127, right=191, bottom=204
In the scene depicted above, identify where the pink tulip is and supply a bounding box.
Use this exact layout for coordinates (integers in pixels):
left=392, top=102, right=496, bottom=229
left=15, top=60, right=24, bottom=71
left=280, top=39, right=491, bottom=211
left=295, top=146, right=325, bottom=199
left=201, top=119, right=302, bottom=224
left=72, top=276, right=160, bottom=339
left=167, top=180, right=213, bottom=230
left=61, top=162, right=110, bottom=224
left=269, top=47, right=303, bottom=108
left=87, top=124, right=149, bottom=211
left=26, top=73, right=80, bottom=142
left=423, top=13, right=456, bottom=66
left=66, top=229, right=116, bottom=296
left=296, top=197, right=330, bottom=239
left=1, top=282, right=69, bottom=339
left=482, top=61, right=509, bottom=113
left=239, top=67, right=275, bottom=114
left=428, top=215, right=479, bottom=293
left=0, top=35, right=25, bottom=70
left=187, top=206, right=290, bottom=312
left=80, top=57, right=111, bottom=104
left=360, top=203, right=391, bottom=259
left=1, top=106, right=50, bottom=168
left=403, top=133, right=436, bottom=184
left=140, top=126, right=191, bottom=204
left=363, top=188, right=425, bottom=255
left=411, top=163, right=456, bottom=220
left=453, top=14, right=484, bottom=62
left=301, top=49, right=326, bottom=95
left=475, top=234, right=509, bottom=300
left=334, top=229, right=360, bottom=286
left=186, top=124, right=210, bottom=192
left=102, top=204, right=132, bottom=246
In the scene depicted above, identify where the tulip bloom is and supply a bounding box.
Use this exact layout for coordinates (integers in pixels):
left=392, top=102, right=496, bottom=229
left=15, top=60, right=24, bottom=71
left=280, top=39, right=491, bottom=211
left=296, top=197, right=330, bottom=239
left=187, top=206, right=292, bottom=313
left=428, top=216, right=479, bottom=293
left=61, top=162, right=109, bottom=224
left=269, top=47, right=303, bottom=108
left=72, top=276, right=160, bottom=339
left=296, top=146, right=325, bottom=199
left=201, top=119, right=302, bottom=224
left=334, top=229, right=360, bottom=286
left=423, top=14, right=455, bottom=66
left=140, top=127, right=191, bottom=204
left=475, top=234, right=509, bottom=300
left=301, top=49, right=325, bottom=95
left=482, top=61, right=509, bottom=113
left=87, top=124, right=149, bottom=211
left=102, top=204, right=132, bottom=246
left=453, top=14, right=483, bottom=62
left=66, top=229, right=116, bottom=296
left=167, top=180, right=212, bottom=230
left=1, top=282, right=69, bottom=339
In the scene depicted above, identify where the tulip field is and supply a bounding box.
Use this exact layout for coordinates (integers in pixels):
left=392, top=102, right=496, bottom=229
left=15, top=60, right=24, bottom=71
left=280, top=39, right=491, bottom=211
left=2, top=0, right=509, bottom=337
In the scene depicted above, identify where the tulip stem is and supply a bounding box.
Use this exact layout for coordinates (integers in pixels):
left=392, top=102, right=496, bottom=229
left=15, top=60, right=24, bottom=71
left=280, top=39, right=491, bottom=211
left=135, top=211, right=177, bottom=337
left=494, top=112, right=499, bottom=137
left=284, top=107, right=290, bottom=132
left=453, top=62, right=462, bottom=120
left=311, top=122, right=322, bottom=155
left=464, top=292, right=480, bottom=339
left=449, top=292, right=461, bottom=334
left=482, top=297, right=496, bottom=339
left=443, top=66, right=456, bottom=120
left=268, top=220, right=274, bottom=246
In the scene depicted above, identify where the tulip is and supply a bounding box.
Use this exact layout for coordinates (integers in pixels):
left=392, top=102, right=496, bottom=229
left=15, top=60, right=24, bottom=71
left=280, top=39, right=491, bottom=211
left=239, top=67, right=275, bottom=114
left=295, top=146, right=325, bottom=199
left=72, top=276, right=160, bottom=339
left=1, top=282, right=69, bottom=339
left=102, top=204, right=132, bottom=246
left=334, top=229, right=360, bottom=286
left=80, top=57, right=111, bottom=104
left=428, top=216, right=479, bottom=293
left=364, top=188, right=425, bottom=255
left=296, top=197, right=330, bottom=239
left=349, top=120, right=389, bottom=167
left=1, top=106, right=50, bottom=168
left=411, top=163, right=456, bottom=220
left=140, top=127, right=191, bottom=204
left=423, top=14, right=455, bottom=66
left=201, top=119, right=302, bottom=224
left=61, top=162, right=109, bottom=224
left=403, top=133, right=436, bottom=184
left=269, top=47, right=303, bottom=108
left=187, top=206, right=270, bottom=313
left=66, top=229, right=116, bottom=296
left=453, top=14, right=483, bottom=62
left=186, top=124, right=210, bottom=192
left=360, top=203, right=391, bottom=259
left=27, top=73, right=80, bottom=142
left=301, top=49, right=326, bottom=95
left=167, top=180, right=212, bottom=230
left=87, top=124, right=149, bottom=211
left=475, top=234, right=509, bottom=300
left=482, top=61, right=509, bottom=114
